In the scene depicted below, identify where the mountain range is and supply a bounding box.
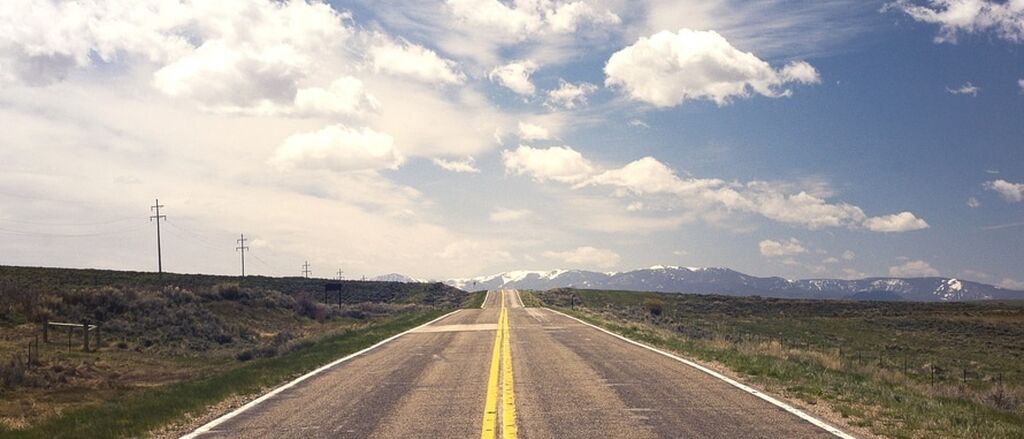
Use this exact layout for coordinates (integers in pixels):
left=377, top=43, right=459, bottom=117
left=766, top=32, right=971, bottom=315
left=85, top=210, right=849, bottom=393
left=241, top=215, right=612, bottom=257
left=434, top=266, right=1024, bottom=302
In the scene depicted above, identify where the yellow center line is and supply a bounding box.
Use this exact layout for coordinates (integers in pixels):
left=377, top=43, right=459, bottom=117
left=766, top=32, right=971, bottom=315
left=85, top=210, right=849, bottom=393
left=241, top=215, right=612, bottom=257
left=481, top=292, right=517, bottom=439
left=481, top=301, right=503, bottom=439
left=501, top=300, right=517, bottom=439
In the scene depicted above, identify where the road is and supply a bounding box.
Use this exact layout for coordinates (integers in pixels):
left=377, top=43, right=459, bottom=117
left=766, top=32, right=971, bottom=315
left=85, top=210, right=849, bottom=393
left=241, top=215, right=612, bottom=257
left=185, top=290, right=848, bottom=438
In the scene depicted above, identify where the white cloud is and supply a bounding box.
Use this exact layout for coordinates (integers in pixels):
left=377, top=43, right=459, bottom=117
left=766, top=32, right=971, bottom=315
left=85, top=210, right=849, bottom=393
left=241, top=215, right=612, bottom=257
left=999, top=278, right=1024, bottom=290
left=946, top=81, right=980, bottom=96
left=842, top=250, right=856, bottom=261
left=524, top=152, right=926, bottom=232
left=368, top=38, right=465, bottom=85
left=502, top=145, right=595, bottom=183
left=150, top=2, right=352, bottom=110
left=545, top=79, right=597, bottom=109
left=604, top=29, right=820, bottom=107
left=759, top=238, right=808, bottom=257
left=291, top=77, right=379, bottom=117
left=432, top=157, right=480, bottom=173
left=889, top=260, right=940, bottom=277
left=270, top=125, right=403, bottom=172
left=886, top=0, right=1024, bottom=43
left=823, top=257, right=840, bottom=264
left=489, top=208, right=532, bottom=223
left=985, top=179, right=1024, bottom=202
left=863, top=212, right=930, bottom=232
left=1019, top=78, right=1024, bottom=92
left=628, top=119, right=650, bottom=129
left=842, top=268, right=867, bottom=279
left=542, top=246, right=621, bottom=269
left=445, top=0, right=620, bottom=41
left=489, top=60, right=538, bottom=95
left=967, top=197, right=980, bottom=208
left=517, top=121, right=551, bottom=140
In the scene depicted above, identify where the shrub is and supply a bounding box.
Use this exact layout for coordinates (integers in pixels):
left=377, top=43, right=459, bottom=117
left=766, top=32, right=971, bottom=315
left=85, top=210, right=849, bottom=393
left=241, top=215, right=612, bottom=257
left=643, top=298, right=665, bottom=317
left=215, top=283, right=242, bottom=301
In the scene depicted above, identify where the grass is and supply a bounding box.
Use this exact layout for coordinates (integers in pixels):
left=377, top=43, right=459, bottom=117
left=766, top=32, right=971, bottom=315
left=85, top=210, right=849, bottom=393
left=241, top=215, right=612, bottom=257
left=0, top=265, right=471, bottom=436
left=533, top=288, right=1024, bottom=439
left=0, top=310, right=447, bottom=439
left=465, top=291, right=488, bottom=309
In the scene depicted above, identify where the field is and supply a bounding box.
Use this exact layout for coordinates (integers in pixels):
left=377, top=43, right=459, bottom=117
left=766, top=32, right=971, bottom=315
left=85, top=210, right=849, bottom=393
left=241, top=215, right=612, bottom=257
left=0, top=265, right=470, bottom=437
left=530, top=288, right=1024, bottom=439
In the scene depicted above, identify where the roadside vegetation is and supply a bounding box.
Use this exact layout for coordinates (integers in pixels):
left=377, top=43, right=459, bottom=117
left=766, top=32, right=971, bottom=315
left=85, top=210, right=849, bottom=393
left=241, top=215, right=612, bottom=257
left=530, top=288, right=1024, bottom=439
left=0, top=265, right=469, bottom=437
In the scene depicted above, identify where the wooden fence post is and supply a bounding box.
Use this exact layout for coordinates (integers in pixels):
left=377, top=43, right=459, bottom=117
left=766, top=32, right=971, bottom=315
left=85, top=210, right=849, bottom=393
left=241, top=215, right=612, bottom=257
left=83, top=321, right=90, bottom=352
left=42, top=318, right=48, bottom=343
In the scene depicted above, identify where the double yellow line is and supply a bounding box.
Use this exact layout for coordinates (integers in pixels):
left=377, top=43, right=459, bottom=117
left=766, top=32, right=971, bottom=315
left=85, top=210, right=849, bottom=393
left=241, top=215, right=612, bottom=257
left=481, top=292, right=517, bottom=439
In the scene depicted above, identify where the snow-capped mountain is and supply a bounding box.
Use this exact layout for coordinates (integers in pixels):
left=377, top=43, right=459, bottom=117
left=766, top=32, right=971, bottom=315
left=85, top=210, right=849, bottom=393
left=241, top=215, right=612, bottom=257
left=445, top=266, right=1023, bottom=302
left=369, top=273, right=427, bottom=283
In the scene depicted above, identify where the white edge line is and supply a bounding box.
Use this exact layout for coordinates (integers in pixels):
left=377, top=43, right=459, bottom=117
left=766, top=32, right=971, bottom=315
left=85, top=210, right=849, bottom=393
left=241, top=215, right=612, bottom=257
left=481, top=290, right=490, bottom=309
left=180, top=309, right=462, bottom=439
left=545, top=307, right=857, bottom=439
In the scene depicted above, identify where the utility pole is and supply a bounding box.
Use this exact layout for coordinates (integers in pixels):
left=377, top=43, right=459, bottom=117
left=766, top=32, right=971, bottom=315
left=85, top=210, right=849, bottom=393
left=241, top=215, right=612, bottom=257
left=336, top=269, right=344, bottom=280
left=236, top=234, right=249, bottom=277
left=302, top=261, right=312, bottom=278
left=149, top=199, right=166, bottom=274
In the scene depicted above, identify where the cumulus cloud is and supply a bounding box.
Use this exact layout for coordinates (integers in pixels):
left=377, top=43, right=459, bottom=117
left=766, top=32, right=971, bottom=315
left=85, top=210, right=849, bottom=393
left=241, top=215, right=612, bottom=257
left=863, top=212, right=930, bottom=232
left=432, top=157, right=480, bottom=173
left=517, top=121, right=551, bottom=140
left=489, top=60, right=538, bottom=95
left=150, top=2, right=351, bottom=110
left=604, top=29, right=820, bottom=107
left=985, top=179, right=1024, bottom=202
left=967, top=197, right=981, bottom=208
left=445, top=0, right=620, bottom=41
left=289, top=77, right=379, bottom=117
left=368, top=38, right=465, bottom=85
left=489, top=208, right=532, bottom=222
left=270, top=125, right=403, bottom=172
left=502, top=145, right=594, bottom=183
left=510, top=150, right=926, bottom=232
left=759, top=238, right=808, bottom=257
left=545, top=79, right=597, bottom=109
left=885, top=0, right=1024, bottom=43
left=889, top=260, right=940, bottom=277
left=842, top=250, right=857, bottom=261
left=542, top=246, right=621, bottom=269
left=946, top=81, right=980, bottom=96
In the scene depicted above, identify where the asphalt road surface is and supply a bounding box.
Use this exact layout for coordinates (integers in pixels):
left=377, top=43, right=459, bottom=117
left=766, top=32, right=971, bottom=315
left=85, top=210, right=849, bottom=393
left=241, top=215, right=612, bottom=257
left=185, top=290, right=848, bottom=438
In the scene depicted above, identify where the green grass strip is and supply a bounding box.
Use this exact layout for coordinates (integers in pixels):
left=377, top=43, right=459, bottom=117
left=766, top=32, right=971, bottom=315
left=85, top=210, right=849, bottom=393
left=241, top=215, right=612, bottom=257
left=2, top=310, right=447, bottom=439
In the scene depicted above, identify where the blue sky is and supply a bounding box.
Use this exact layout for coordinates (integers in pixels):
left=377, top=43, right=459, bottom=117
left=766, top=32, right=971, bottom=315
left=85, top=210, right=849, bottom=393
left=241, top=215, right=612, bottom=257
left=0, top=0, right=1021, bottom=286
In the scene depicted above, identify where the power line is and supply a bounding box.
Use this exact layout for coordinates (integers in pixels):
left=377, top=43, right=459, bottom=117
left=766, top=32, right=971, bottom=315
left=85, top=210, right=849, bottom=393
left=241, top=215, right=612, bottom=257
left=336, top=268, right=344, bottom=280
left=161, top=222, right=223, bottom=252
left=302, top=261, right=311, bottom=278
left=150, top=199, right=166, bottom=274
left=236, top=234, right=249, bottom=277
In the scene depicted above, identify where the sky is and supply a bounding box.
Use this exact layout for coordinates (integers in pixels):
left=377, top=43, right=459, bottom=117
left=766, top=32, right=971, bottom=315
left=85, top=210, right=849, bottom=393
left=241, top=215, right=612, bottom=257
left=0, top=0, right=1021, bottom=286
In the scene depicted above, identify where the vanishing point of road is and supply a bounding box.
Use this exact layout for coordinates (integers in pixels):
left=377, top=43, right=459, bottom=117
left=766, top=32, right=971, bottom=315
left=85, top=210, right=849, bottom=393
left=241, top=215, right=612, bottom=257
left=184, top=290, right=851, bottom=438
